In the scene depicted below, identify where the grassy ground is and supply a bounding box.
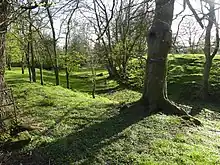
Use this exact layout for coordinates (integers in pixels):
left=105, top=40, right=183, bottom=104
left=1, top=54, right=220, bottom=164
left=167, top=54, right=220, bottom=101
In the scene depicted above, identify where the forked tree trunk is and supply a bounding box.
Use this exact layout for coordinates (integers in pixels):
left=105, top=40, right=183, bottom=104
left=141, top=0, right=186, bottom=115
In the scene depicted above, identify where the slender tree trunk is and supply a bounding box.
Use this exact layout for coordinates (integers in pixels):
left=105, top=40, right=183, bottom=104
left=6, top=53, right=11, bottom=70
left=66, top=67, right=70, bottom=89
left=64, top=3, right=79, bottom=89
left=54, top=66, right=59, bottom=85
left=141, top=0, right=186, bottom=115
left=25, top=50, right=32, bottom=82
left=40, top=63, right=44, bottom=85
left=28, top=9, right=36, bottom=82
left=30, top=40, right=36, bottom=82
left=21, top=53, right=25, bottom=74
left=201, top=1, right=219, bottom=99
left=46, top=6, right=59, bottom=85
left=202, top=58, right=212, bottom=99
left=92, top=67, right=96, bottom=99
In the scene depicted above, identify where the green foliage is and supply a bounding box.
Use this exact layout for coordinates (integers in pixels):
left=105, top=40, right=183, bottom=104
left=126, top=58, right=145, bottom=89
left=5, top=67, right=118, bottom=93
left=6, top=29, right=23, bottom=64
left=124, top=54, right=220, bottom=101
left=59, top=51, right=86, bottom=71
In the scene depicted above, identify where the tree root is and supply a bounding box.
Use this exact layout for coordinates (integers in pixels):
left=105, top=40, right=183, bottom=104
left=126, top=99, right=202, bottom=126
left=160, top=99, right=202, bottom=126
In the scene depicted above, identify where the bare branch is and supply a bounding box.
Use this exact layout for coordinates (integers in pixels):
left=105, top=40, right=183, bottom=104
left=185, top=0, right=204, bottom=29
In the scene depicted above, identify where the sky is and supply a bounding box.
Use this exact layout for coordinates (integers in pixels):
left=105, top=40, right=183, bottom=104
left=172, top=0, right=220, bottom=46
left=173, top=0, right=220, bottom=31
left=54, top=0, right=220, bottom=46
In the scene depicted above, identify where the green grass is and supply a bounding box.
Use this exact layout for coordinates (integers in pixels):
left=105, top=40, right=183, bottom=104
left=167, top=54, right=220, bottom=101
left=1, top=54, right=220, bottom=164
left=5, top=68, right=118, bottom=93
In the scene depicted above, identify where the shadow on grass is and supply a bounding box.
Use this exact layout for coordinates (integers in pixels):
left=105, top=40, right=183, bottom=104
left=9, top=103, right=149, bottom=165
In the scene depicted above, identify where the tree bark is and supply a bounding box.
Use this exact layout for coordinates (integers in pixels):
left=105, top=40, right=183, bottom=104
left=40, top=63, right=44, bottom=85
left=21, top=53, right=25, bottom=74
left=0, top=0, right=8, bottom=89
left=6, top=53, right=11, bottom=70
left=25, top=51, right=32, bottom=82
left=66, top=67, right=70, bottom=89
left=141, top=0, right=186, bottom=115
left=28, top=9, right=36, bottom=82
left=0, top=1, right=9, bottom=131
left=202, top=58, right=212, bottom=99
left=0, top=34, right=6, bottom=90
left=202, top=1, right=219, bottom=99
left=106, top=64, right=118, bottom=79
left=46, top=6, right=59, bottom=86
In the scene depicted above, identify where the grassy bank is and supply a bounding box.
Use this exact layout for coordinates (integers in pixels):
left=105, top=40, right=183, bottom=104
left=1, top=54, right=220, bottom=164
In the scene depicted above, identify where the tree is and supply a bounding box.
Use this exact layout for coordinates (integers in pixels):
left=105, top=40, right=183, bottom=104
left=92, top=0, right=152, bottom=82
left=20, top=20, right=32, bottom=80
left=178, top=18, right=204, bottom=54
left=140, top=0, right=201, bottom=121
left=111, top=0, right=152, bottom=81
left=92, top=0, right=117, bottom=78
left=0, top=1, right=9, bottom=90
left=202, top=0, right=219, bottom=99
left=46, top=3, right=60, bottom=85
left=64, top=0, right=80, bottom=89
left=28, top=7, right=36, bottom=82
left=0, top=0, right=12, bottom=132
left=141, top=0, right=182, bottom=114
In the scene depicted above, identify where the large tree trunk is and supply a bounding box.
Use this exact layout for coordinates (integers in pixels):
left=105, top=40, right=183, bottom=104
left=0, top=0, right=10, bottom=131
left=0, top=1, right=8, bottom=89
left=141, top=0, right=186, bottom=115
left=0, top=34, right=6, bottom=90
